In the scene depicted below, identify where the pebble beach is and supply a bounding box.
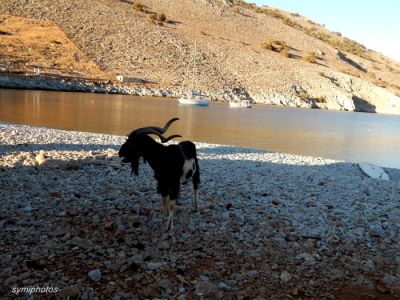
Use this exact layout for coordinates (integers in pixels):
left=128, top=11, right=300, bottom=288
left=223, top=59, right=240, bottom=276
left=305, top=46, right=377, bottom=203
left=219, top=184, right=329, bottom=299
left=1, top=122, right=400, bottom=299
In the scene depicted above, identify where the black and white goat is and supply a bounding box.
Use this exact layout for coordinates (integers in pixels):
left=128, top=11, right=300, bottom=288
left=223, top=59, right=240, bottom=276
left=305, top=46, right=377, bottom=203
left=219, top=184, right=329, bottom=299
left=118, top=118, right=200, bottom=230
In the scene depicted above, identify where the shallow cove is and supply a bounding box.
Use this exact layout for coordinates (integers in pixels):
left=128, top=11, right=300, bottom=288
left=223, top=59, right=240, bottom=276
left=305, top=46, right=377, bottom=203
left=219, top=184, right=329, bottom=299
left=0, top=88, right=399, bottom=168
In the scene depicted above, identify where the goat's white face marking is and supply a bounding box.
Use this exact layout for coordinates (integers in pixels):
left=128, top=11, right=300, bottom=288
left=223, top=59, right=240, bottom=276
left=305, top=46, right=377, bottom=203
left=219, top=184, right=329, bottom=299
left=180, top=158, right=196, bottom=184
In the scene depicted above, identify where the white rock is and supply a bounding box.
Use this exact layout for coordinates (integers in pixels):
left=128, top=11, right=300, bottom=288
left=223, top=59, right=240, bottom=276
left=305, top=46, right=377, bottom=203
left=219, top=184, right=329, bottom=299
left=35, top=150, right=47, bottom=165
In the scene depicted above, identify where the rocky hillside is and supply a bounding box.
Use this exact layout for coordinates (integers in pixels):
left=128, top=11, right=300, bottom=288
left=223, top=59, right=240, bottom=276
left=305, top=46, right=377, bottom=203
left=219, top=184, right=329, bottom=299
left=1, top=0, right=400, bottom=113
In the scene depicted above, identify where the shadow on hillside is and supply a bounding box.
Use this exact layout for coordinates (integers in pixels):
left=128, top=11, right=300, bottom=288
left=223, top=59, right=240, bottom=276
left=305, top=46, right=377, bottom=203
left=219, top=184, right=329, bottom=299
left=288, top=45, right=300, bottom=52
left=352, top=95, right=376, bottom=113
left=237, top=11, right=257, bottom=19
left=321, top=74, right=340, bottom=87
left=315, top=61, right=329, bottom=68
left=337, top=51, right=368, bottom=73
left=288, top=53, right=302, bottom=59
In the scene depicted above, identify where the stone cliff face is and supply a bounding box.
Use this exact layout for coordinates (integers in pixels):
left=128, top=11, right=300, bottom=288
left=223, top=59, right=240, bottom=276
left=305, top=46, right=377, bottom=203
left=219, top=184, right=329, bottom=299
left=1, top=0, right=399, bottom=113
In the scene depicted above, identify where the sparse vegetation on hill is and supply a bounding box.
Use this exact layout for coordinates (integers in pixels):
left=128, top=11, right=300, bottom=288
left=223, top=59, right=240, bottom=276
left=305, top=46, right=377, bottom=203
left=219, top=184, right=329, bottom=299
left=297, top=91, right=310, bottom=101
left=261, top=39, right=287, bottom=53
left=133, top=1, right=144, bottom=12
left=304, top=52, right=317, bottom=64
left=315, top=95, right=327, bottom=103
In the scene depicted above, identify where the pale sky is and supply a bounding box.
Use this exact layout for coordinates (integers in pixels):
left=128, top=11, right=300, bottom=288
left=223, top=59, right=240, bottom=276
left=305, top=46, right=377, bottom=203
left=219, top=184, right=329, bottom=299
left=251, top=0, right=400, bottom=62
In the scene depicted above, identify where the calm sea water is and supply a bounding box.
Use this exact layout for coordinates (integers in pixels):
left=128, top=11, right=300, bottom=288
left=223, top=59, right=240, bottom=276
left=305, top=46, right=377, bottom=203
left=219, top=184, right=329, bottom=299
left=1, top=89, right=399, bottom=168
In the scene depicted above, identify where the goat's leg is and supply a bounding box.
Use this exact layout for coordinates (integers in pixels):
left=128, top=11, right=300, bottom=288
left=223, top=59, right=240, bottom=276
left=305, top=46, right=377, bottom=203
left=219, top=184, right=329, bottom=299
left=166, top=181, right=180, bottom=231
left=158, top=182, right=169, bottom=216
left=193, top=189, right=199, bottom=212
left=193, top=159, right=200, bottom=212
left=166, top=199, right=176, bottom=231
left=161, top=196, right=168, bottom=215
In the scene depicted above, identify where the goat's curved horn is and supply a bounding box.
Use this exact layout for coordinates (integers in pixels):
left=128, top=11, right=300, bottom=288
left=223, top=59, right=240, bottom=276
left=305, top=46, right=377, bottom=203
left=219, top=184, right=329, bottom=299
left=136, top=128, right=181, bottom=143
left=131, top=118, right=179, bottom=138
left=161, top=134, right=182, bottom=143
left=147, top=117, right=179, bottom=134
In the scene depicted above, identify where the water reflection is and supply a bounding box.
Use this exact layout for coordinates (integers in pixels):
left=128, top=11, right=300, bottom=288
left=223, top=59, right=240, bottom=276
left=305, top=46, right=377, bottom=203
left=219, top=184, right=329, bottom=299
left=0, top=88, right=399, bottom=168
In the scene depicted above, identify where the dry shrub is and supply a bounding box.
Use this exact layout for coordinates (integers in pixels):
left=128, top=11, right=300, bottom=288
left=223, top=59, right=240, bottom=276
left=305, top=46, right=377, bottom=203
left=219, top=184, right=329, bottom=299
left=315, top=96, right=327, bottom=103
left=298, top=92, right=310, bottom=101
left=261, top=39, right=287, bottom=53
left=157, top=13, right=166, bottom=22
left=133, top=1, right=144, bottom=12
left=304, top=52, right=317, bottom=63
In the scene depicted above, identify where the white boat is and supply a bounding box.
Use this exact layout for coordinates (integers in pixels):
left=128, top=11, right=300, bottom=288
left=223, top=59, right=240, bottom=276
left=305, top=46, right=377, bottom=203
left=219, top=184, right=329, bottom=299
left=178, top=42, right=209, bottom=106
left=179, top=92, right=209, bottom=106
left=229, top=100, right=252, bottom=108
left=358, top=162, right=389, bottom=180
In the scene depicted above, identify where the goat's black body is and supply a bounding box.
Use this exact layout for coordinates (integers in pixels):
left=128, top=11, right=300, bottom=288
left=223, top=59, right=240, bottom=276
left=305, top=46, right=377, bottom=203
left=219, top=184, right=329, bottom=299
left=119, top=127, right=200, bottom=229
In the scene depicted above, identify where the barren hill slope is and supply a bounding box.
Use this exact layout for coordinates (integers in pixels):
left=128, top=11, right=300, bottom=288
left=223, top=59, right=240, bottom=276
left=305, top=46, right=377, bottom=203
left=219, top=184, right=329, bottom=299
left=1, top=0, right=400, bottom=113
left=0, top=14, right=108, bottom=78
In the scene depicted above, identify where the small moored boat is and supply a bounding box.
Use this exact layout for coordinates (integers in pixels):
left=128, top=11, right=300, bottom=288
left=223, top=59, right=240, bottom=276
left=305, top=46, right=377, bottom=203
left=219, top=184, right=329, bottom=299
left=179, top=91, right=209, bottom=106
left=179, top=41, right=209, bottom=107
left=229, top=100, right=252, bottom=108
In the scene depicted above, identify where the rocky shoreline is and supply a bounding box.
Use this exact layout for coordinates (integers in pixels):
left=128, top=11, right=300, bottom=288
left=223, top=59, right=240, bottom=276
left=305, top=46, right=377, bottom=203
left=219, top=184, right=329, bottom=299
left=0, top=72, right=256, bottom=103
left=1, top=123, right=400, bottom=299
left=2, top=72, right=400, bottom=115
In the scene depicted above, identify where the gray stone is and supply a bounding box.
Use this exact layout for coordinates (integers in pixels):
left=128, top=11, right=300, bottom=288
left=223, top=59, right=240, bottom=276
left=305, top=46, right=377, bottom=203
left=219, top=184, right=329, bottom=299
left=280, top=271, right=292, bottom=284
left=218, top=282, right=231, bottom=291
left=88, top=269, right=101, bottom=282
left=195, top=282, right=220, bottom=298
left=296, top=252, right=316, bottom=265
left=147, top=262, right=163, bottom=271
